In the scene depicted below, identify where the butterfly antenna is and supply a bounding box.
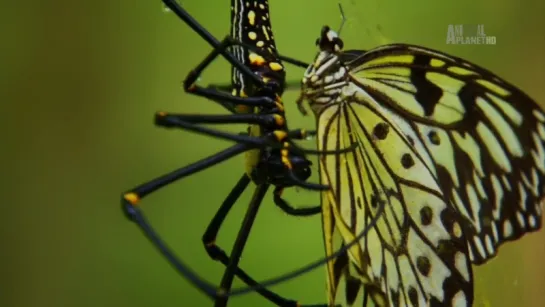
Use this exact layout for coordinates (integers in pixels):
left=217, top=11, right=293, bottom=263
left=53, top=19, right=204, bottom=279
left=337, top=3, right=347, bottom=35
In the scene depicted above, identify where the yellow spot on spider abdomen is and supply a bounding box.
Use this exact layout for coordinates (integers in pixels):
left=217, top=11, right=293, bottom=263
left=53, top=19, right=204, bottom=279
left=247, top=10, right=256, bottom=25
left=269, top=62, right=283, bottom=71
left=262, top=25, right=270, bottom=40
left=249, top=53, right=266, bottom=65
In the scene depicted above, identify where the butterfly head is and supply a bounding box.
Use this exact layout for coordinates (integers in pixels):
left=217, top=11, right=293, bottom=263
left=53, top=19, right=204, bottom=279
left=296, top=26, right=348, bottom=116
left=316, top=25, right=344, bottom=53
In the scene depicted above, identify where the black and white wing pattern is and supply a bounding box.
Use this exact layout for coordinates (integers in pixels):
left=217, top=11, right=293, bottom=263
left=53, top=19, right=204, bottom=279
left=347, top=44, right=544, bottom=264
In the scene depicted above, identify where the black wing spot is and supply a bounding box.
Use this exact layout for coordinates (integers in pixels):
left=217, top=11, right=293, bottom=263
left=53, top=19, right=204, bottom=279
left=408, top=286, right=419, bottom=306
left=401, top=153, right=415, bottom=169
left=420, top=205, right=433, bottom=226
left=370, top=194, right=386, bottom=211
left=428, top=130, right=441, bottom=145
left=416, top=255, right=431, bottom=277
left=373, top=122, right=390, bottom=140
left=370, top=194, right=378, bottom=208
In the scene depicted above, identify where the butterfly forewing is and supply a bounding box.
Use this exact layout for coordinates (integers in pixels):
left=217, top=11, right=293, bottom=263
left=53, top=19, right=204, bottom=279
left=347, top=44, right=545, bottom=264
left=317, top=84, right=474, bottom=306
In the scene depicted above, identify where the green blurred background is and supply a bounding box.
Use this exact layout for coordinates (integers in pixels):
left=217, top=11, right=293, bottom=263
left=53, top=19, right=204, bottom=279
left=2, top=0, right=544, bottom=306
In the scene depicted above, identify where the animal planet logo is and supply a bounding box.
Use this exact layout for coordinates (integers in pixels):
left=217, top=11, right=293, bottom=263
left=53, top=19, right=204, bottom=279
left=446, top=24, right=497, bottom=45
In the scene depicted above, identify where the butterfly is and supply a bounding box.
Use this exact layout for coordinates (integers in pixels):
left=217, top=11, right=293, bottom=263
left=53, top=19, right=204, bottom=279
left=296, top=25, right=544, bottom=306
